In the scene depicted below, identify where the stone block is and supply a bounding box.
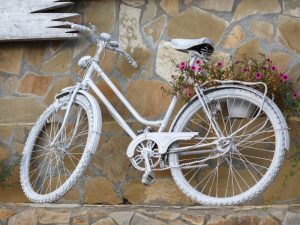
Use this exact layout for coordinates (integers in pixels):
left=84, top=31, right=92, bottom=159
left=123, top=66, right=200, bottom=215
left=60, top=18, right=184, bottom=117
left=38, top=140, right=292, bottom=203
left=279, top=16, right=300, bottom=54
left=144, top=15, right=167, bottom=46
left=126, top=80, right=172, bottom=119
left=92, top=78, right=129, bottom=122
left=234, top=0, right=281, bottom=21
left=131, top=213, right=167, bottom=225
left=38, top=209, right=71, bottom=224
left=144, top=179, right=194, bottom=205
left=24, top=43, right=47, bottom=70
left=206, top=215, right=230, bottom=225
left=118, top=4, right=151, bottom=78
left=62, top=186, right=80, bottom=202
left=72, top=216, right=89, bottom=225
left=84, top=0, right=116, bottom=33
left=121, top=0, right=145, bottom=7
left=122, top=181, right=146, bottom=204
left=287, top=63, right=300, bottom=91
left=0, top=125, right=15, bottom=142
left=0, top=97, right=46, bottom=123
left=8, top=209, right=37, bottom=225
left=226, top=215, right=261, bottom=225
left=0, top=44, right=23, bottom=75
left=283, top=0, right=300, bottom=17
left=222, top=25, right=245, bottom=49
left=0, top=182, right=28, bottom=203
left=92, top=135, right=131, bottom=183
left=167, top=7, right=228, bottom=43
left=283, top=212, right=300, bottom=225
left=86, top=45, right=116, bottom=74
left=156, top=41, right=189, bottom=82
left=259, top=216, right=280, bottom=225
left=142, top=0, right=157, bottom=23
left=199, top=0, right=234, bottom=11
left=160, top=0, right=178, bottom=16
left=73, top=36, right=92, bottom=60
left=263, top=157, right=300, bottom=204
left=182, top=214, right=205, bottom=225
left=40, top=49, right=71, bottom=75
left=236, top=39, right=262, bottom=61
left=17, top=72, right=53, bottom=96
left=251, top=20, right=273, bottom=42
left=2, top=76, right=19, bottom=96
left=92, top=217, right=117, bottom=225
left=84, top=177, right=122, bottom=204
left=109, top=212, right=134, bottom=225
left=44, top=76, right=74, bottom=105
left=268, top=51, right=290, bottom=73
left=0, top=209, right=15, bottom=220
left=211, top=51, right=231, bottom=67
left=0, top=146, right=9, bottom=160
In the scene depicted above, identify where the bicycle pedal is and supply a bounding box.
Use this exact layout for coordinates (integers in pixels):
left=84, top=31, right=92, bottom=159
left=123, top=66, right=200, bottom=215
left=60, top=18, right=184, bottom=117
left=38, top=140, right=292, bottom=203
left=142, top=171, right=156, bottom=186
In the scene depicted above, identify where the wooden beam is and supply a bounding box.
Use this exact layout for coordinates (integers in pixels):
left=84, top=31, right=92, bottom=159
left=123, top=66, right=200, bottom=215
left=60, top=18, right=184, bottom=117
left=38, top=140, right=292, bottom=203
left=0, top=0, right=79, bottom=41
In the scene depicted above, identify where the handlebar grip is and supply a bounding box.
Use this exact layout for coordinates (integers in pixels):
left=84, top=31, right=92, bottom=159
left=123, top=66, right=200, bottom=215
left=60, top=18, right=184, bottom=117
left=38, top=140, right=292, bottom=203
left=123, top=51, right=138, bottom=68
left=71, top=24, right=92, bottom=34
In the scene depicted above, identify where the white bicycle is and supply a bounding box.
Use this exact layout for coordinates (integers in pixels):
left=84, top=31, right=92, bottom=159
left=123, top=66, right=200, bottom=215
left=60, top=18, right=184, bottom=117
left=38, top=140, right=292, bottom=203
left=20, top=23, right=290, bottom=205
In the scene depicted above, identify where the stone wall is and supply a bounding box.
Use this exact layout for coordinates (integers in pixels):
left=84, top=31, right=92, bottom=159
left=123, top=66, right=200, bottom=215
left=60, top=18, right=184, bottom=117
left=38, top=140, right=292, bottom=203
left=1, top=0, right=300, bottom=205
left=0, top=204, right=299, bottom=225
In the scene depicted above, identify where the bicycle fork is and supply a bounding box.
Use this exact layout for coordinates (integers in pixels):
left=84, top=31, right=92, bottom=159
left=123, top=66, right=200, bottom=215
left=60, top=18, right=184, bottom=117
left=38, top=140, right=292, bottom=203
left=50, top=83, right=81, bottom=146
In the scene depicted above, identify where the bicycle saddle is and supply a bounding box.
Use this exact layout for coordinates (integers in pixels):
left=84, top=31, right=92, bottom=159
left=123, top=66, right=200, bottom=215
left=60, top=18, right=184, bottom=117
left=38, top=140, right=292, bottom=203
left=171, top=38, right=214, bottom=58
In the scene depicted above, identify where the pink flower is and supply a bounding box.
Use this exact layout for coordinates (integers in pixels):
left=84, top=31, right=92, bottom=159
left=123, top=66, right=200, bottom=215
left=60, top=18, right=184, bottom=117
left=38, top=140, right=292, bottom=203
left=292, top=91, right=298, bottom=100
left=266, top=57, right=271, bottom=63
left=183, top=88, right=193, bottom=98
left=179, top=62, right=187, bottom=70
left=255, top=72, right=262, bottom=80
left=271, top=65, right=277, bottom=71
left=242, top=67, right=249, bottom=73
left=217, top=61, right=224, bottom=68
left=280, top=73, right=288, bottom=81
left=196, top=59, right=202, bottom=65
left=262, top=65, right=268, bottom=70
left=191, top=65, right=201, bottom=72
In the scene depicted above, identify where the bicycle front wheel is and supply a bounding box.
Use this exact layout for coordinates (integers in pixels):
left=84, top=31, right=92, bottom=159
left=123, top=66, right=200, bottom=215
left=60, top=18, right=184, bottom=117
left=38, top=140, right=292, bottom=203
left=169, top=88, right=287, bottom=205
left=20, top=94, right=100, bottom=203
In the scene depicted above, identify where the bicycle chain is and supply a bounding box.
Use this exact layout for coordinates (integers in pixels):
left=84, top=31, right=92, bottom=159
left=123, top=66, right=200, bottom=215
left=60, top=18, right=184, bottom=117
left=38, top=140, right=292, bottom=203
left=151, top=150, right=227, bottom=171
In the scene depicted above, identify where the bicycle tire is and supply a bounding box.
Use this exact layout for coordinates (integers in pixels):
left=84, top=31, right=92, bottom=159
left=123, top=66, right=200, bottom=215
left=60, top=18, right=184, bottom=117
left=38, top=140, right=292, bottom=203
left=169, top=88, right=287, bottom=205
left=20, top=94, right=100, bottom=203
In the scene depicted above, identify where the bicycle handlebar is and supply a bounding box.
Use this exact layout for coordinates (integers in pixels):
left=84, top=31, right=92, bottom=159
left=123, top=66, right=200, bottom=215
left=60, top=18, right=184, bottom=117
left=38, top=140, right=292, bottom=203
left=123, top=51, right=138, bottom=68
left=71, top=24, right=93, bottom=34
left=70, top=23, right=138, bottom=68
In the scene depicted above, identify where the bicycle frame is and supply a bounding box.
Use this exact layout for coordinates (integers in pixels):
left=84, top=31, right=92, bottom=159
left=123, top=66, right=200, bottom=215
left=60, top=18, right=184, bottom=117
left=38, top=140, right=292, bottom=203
left=52, top=39, right=214, bottom=150
left=53, top=38, right=268, bottom=154
left=85, top=61, right=178, bottom=139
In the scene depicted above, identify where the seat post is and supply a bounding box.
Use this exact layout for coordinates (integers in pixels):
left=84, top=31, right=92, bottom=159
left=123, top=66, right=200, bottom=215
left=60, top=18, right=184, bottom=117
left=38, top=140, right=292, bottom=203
left=188, top=50, right=201, bottom=66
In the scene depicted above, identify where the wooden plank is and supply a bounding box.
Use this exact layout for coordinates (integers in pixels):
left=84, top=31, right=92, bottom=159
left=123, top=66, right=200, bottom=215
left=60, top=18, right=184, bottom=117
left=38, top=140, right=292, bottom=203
left=0, top=0, right=79, bottom=41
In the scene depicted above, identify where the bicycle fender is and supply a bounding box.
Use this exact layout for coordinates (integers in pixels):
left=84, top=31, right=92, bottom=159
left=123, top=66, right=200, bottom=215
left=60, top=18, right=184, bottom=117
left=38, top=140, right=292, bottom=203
left=170, top=84, right=290, bottom=151
left=55, top=87, right=102, bottom=154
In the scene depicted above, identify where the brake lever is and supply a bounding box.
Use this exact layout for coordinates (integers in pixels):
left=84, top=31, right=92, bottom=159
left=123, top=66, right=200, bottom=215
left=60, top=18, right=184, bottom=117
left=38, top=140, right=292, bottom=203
left=89, top=23, right=97, bottom=33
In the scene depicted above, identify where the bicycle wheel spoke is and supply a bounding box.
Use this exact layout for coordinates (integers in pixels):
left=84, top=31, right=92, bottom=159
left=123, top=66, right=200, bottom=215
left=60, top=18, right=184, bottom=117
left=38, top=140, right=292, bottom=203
left=24, top=99, right=91, bottom=196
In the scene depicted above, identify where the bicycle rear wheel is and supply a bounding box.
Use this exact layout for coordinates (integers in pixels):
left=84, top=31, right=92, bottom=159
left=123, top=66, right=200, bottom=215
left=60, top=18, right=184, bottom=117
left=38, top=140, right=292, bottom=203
left=20, top=94, right=100, bottom=203
left=169, top=88, right=287, bottom=205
